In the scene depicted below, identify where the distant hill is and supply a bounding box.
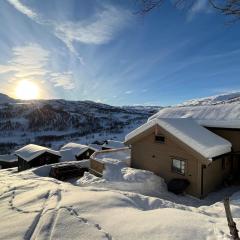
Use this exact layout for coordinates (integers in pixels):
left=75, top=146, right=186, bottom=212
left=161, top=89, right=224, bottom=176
left=0, top=94, right=161, bottom=154
left=177, top=92, right=240, bottom=107
left=149, top=92, right=240, bottom=125
left=0, top=93, right=16, bottom=104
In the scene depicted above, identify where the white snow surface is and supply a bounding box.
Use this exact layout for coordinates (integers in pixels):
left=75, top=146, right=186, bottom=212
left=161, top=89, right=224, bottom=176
left=92, top=147, right=131, bottom=165
left=0, top=154, right=17, bottom=162
left=102, top=140, right=125, bottom=149
left=60, top=142, right=96, bottom=161
left=125, top=118, right=232, bottom=160
left=15, top=144, right=60, bottom=162
left=149, top=103, right=240, bottom=128
left=1, top=164, right=240, bottom=239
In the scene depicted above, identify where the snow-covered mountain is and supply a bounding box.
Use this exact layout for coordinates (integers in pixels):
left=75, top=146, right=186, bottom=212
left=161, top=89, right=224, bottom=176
left=0, top=94, right=161, bottom=154
left=149, top=92, right=240, bottom=126
left=178, top=92, right=240, bottom=106
left=0, top=93, right=16, bottom=104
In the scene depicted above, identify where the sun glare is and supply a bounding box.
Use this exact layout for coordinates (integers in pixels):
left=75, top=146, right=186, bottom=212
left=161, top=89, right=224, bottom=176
left=15, top=80, right=40, bottom=100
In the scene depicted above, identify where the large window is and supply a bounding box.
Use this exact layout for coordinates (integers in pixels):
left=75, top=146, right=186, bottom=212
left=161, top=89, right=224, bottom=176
left=172, top=158, right=186, bottom=175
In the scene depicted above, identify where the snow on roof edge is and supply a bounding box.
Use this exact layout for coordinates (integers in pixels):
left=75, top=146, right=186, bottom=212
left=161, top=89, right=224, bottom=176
left=15, top=144, right=60, bottom=162
left=125, top=118, right=232, bottom=160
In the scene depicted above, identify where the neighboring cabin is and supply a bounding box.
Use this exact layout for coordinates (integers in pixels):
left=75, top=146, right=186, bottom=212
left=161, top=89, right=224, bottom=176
left=102, top=140, right=125, bottom=150
left=125, top=118, right=233, bottom=198
left=60, top=142, right=96, bottom=161
left=15, top=144, right=61, bottom=171
left=0, top=154, right=18, bottom=169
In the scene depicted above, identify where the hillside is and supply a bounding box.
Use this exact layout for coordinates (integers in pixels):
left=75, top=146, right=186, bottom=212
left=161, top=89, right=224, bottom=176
left=178, top=92, right=240, bottom=106
left=149, top=92, right=240, bottom=125
left=0, top=95, right=160, bottom=154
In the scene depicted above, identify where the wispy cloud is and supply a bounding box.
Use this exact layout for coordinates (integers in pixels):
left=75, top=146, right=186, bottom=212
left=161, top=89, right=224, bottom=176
left=125, top=90, right=133, bottom=94
left=187, top=0, right=209, bottom=20
left=7, top=0, right=131, bottom=58
left=0, top=43, right=75, bottom=90
left=54, top=5, right=131, bottom=51
left=7, top=0, right=38, bottom=20
left=49, top=72, right=75, bottom=90
left=0, top=43, right=49, bottom=83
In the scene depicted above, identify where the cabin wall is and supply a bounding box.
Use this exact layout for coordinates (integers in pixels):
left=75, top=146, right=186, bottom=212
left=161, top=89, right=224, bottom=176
left=0, top=161, right=18, bottom=169
left=18, top=152, right=60, bottom=171
left=130, top=126, right=202, bottom=197
left=207, top=128, right=240, bottom=152
left=202, top=155, right=232, bottom=196
left=18, top=157, right=30, bottom=171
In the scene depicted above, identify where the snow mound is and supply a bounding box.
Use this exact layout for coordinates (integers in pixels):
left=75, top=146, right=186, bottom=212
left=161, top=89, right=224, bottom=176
left=121, top=168, right=155, bottom=182
left=93, top=147, right=130, bottom=165
left=79, top=162, right=166, bottom=197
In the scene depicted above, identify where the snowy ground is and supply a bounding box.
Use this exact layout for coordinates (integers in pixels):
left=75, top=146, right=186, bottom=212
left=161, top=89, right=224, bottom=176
left=1, top=165, right=240, bottom=239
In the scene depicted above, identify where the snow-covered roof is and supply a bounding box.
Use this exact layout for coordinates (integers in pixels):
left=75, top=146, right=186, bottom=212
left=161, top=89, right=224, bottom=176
left=102, top=140, right=125, bottom=149
left=15, top=144, right=60, bottom=162
left=0, top=154, right=18, bottom=162
left=92, top=147, right=131, bottom=164
left=149, top=103, right=240, bottom=129
left=125, top=118, right=232, bottom=160
left=60, top=142, right=96, bottom=161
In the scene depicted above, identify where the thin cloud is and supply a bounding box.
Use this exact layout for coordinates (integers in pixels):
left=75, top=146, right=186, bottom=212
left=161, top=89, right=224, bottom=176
left=0, top=43, right=49, bottom=83
left=0, top=43, right=75, bottom=90
left=7, top=0, right=131, bottom=57
left=49, top=72, right=75, bottom=90
left=187, top=0, right=209, bottom=20
left=7, top=0, right=38, bottom=20
left=125, top=90, right=133, bottom=94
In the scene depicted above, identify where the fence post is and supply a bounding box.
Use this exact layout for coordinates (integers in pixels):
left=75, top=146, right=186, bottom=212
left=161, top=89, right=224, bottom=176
left=224, top=197, right=240, bottom=240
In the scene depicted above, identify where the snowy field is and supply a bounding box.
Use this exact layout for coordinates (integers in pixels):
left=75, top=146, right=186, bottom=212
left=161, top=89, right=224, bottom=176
left=1, top=164, right=240, bottom=239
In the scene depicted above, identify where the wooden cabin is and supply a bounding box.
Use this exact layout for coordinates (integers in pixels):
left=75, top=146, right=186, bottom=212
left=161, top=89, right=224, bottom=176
left=125, top=118, right=232, bottom=198
left=15, top=144, right=61, bottom=171
left=60, top=142, right=96, bottom=162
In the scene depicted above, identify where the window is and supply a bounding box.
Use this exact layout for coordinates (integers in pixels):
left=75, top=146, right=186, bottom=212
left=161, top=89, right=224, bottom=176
left=172, top=158, right=186, bottom=175
left=155, top=135, right=165, bottom=143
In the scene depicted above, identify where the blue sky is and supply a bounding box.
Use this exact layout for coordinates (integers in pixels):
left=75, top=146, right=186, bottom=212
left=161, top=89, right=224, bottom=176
left=0, top=0, right=240, bottom=106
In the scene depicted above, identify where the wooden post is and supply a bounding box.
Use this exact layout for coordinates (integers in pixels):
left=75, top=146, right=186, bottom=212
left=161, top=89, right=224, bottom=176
left=224, top=197, right=240, bottom=240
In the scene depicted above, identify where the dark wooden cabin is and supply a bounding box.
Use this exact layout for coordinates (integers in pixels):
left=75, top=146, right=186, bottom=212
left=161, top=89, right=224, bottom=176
left=15, top=144, right=61, bottom=172
left=18, top=151, right=60, bottom=171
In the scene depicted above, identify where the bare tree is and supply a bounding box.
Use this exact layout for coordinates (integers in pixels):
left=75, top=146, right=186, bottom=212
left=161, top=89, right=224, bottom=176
left=136, top=0, right=240, bottom=21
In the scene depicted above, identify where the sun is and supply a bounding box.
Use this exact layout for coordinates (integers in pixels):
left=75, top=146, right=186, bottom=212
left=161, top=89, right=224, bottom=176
left=15, top=80, right=40, bottom=100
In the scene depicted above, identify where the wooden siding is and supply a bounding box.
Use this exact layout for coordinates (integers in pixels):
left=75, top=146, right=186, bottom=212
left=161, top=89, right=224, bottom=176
left=130, top=125, right=201, bottom=197
left=90, top=158, right=105, bottom=175
left=18, top=152, right=60, bottom=171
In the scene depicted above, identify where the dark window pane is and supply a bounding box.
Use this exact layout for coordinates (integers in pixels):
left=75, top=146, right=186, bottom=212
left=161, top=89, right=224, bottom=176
left=155, top=135, right=165, bottom=143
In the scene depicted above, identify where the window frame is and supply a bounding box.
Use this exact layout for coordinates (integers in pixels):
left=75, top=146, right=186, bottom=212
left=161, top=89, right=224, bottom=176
left=171, top=157, right=186, bottom=176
